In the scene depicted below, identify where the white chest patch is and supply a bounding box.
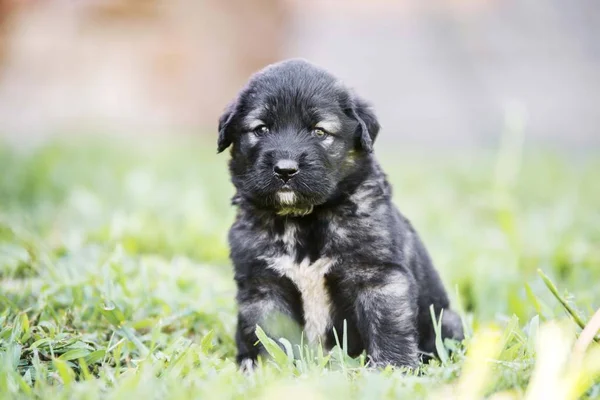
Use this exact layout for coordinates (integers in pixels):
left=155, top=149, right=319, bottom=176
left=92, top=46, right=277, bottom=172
left=265, top=254, right=335, bottom=344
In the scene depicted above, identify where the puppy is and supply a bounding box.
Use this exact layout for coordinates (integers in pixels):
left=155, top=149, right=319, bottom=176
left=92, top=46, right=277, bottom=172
left=218, top=59, right=463, bottom=369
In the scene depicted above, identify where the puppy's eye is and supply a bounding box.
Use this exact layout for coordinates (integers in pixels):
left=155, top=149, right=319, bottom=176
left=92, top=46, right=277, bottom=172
left=312, top=128, right=328, bottom=138
left=253, top=125, right=269, bottom=136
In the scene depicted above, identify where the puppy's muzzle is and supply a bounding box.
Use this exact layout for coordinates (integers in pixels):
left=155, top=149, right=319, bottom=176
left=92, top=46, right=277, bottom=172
left=273, top=159, right=299, bottom=182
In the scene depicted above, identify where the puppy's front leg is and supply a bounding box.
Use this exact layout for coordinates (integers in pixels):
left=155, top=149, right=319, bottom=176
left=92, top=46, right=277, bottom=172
left=355, top=270, right=419, bottom=369
left=235, top=274, right=301, bottom=368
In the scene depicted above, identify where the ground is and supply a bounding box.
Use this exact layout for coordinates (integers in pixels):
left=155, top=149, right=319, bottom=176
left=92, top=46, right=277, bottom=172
left=0, top=136, right=599, bottom=399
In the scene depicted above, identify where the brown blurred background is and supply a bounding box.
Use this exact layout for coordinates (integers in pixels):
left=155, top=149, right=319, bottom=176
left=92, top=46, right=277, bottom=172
left=0, top=0, right=599, bottom=148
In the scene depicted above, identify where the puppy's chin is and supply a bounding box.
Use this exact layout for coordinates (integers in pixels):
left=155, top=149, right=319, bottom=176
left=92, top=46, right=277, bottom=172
left=274, top=190, right=315, bottom=216
left=276, top=190, right=297, bottom=206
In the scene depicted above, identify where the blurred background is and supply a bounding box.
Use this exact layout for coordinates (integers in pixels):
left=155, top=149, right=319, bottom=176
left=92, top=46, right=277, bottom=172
left=0, top=0, right=599, bottom=148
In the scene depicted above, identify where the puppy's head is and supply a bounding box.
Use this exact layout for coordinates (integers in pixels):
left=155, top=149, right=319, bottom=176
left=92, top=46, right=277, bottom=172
left=218, top=59, right=380, bottom=215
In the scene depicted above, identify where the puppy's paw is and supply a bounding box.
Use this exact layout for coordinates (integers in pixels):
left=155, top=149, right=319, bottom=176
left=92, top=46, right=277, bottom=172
left=238, top=357, right=257, bottom=373
left=367, top=352, right=419, bottom=372
left=441, top=309, right=465, bottom=342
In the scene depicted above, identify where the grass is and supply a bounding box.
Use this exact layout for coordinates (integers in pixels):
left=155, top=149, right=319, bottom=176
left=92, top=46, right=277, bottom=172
left=0, top=135, right=599, bottom=399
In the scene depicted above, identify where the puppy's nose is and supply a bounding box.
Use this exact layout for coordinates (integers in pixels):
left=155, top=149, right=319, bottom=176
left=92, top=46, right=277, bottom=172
left=273, top=159, right=299, bottom=182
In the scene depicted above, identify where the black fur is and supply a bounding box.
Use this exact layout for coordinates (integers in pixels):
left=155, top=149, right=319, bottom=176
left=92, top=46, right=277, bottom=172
left=218, top=59, right=463, bottom=369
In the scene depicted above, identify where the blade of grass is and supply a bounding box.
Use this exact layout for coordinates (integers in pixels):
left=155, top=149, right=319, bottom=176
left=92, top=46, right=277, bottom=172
left=538, top=269, right=590, bottom=333
left=573, top=308, right=600, bottom=354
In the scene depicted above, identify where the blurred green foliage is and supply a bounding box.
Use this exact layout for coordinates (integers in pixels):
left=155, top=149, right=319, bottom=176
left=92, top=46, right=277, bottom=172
left=0, top=136, right=598, bottom=399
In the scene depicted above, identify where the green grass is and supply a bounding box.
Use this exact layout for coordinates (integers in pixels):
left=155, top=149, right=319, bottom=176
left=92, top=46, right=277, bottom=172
left=0, top=136, right=599, bottom=399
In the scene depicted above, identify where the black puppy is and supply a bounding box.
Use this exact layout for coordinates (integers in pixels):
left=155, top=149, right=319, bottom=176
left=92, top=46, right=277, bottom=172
left=218, top=59, right=463, bottom=369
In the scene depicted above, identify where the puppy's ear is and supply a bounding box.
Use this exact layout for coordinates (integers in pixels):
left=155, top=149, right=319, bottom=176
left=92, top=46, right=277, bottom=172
left=217, top=100, right=237, bottom=153
left=351, top=96, right=380, bottom=152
